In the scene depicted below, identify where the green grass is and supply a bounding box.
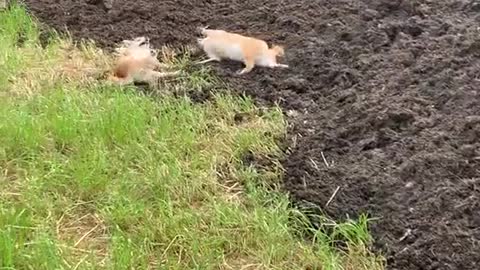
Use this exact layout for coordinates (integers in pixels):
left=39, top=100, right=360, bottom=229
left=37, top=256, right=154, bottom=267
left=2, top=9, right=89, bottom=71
left=0, top=4, right=384, bottom=270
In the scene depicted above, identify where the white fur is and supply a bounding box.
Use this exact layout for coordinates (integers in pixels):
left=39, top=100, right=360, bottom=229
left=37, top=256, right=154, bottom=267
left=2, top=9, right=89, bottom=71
left=115, top=36, right=157, bottom=60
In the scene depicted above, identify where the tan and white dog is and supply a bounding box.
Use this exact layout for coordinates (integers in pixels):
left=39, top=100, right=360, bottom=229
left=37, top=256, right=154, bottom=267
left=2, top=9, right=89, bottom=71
left=196, top=27, right=288, bottom=74
left=109, top=37, right=179, bottom=85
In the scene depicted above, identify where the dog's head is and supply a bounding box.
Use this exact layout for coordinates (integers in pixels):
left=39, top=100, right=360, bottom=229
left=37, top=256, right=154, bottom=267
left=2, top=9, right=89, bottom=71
left=115, top=37, right=157, bottom=58
left=271, top=45, right=285, bottom=57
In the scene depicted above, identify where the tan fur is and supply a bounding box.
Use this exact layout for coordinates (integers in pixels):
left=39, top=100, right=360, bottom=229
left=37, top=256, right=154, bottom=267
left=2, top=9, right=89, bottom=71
left=197, top=27, right=288, bottom=74
left=108, top=37, right=179, bottom=86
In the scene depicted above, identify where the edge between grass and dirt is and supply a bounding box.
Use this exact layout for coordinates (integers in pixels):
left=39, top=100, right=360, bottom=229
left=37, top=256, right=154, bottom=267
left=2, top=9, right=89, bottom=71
left=0, top=4, right=385, bottom=270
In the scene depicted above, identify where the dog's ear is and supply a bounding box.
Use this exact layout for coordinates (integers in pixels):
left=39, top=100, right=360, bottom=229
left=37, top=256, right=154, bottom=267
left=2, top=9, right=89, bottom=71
left=197, top=25, right=210, bottom=34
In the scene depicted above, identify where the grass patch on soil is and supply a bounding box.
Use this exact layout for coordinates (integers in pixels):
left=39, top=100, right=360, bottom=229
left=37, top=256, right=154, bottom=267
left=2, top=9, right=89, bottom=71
left=0, top=4, right=384, bottom=270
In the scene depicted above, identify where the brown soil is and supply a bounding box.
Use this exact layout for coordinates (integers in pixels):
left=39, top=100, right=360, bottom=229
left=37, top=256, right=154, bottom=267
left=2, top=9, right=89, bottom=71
left=23, top=0, right=480, bottom=269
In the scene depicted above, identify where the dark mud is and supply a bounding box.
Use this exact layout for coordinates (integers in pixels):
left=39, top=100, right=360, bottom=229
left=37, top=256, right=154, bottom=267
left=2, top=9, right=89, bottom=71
left=23, top=0, right=480, bottom=269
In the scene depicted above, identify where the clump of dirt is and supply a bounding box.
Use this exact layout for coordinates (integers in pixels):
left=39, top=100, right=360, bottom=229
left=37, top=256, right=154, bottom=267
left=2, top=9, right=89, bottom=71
left=23, top=0, right=480, bottom=269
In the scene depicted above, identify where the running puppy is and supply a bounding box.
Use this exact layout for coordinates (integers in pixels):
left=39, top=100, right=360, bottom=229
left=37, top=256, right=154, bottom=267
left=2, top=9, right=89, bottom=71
left=109, top=37, right=179, bottom=85
left=196, top=27, right=288, bottom=74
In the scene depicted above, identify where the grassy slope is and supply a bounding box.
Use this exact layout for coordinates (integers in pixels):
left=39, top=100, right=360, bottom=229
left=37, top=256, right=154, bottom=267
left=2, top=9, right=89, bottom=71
left=0, top=5, right=384, bottom=270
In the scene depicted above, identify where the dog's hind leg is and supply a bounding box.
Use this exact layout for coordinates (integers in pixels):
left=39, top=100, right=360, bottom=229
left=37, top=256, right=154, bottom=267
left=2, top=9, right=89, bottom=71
left=196, top=58, right=220, bottom=65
